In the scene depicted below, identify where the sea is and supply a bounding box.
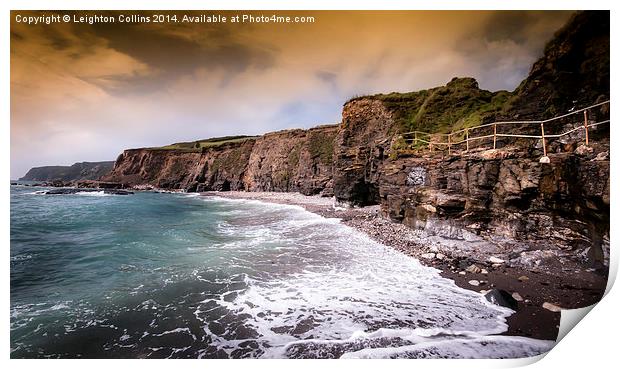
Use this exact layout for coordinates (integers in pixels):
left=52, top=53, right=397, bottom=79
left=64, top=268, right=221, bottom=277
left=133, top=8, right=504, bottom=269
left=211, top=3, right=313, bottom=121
left=10, top=184, right=555, bottom=358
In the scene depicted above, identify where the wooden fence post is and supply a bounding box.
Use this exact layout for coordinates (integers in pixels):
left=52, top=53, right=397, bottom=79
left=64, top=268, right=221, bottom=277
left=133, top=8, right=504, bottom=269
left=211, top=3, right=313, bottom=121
left=541, top=123, right=547, bottom=157
left=584, top=111, right=589, bottom=146
left=448, top=134, right=451, bottom=155
left=493, top=123, right=497, bottom=149
left=465, top=128, right=469, bottom=152
left=414, top=131, right=418, bottom=146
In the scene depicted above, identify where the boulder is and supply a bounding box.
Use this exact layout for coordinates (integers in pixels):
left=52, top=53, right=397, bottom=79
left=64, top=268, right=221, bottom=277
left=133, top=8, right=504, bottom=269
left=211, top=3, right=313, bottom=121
left=484, top=289, right=519, bottom=310
left=542, top=302, right=562, bottom=312
left=465, top=264, right=482, bottom=273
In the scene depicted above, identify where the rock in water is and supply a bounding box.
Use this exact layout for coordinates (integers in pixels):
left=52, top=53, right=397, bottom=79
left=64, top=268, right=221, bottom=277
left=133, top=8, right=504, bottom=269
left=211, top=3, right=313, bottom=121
left=44, top=188, right=133, bottom=195
left=484, top=289, right=519, bottom=311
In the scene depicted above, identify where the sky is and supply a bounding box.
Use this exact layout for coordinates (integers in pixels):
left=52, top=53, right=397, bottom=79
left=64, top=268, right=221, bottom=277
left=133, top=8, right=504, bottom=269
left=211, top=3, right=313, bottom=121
left=10, top=10, right=573, bottom=179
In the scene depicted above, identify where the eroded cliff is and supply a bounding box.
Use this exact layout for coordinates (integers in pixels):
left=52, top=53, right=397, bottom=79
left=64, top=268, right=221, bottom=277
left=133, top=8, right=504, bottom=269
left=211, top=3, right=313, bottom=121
left=103, top=126, right=337, bottom=195
left=244, top=125, right=337, bottom=195
left=332, top=11, right=609, bottom=267
left=102, top=11, right=609, bottom=267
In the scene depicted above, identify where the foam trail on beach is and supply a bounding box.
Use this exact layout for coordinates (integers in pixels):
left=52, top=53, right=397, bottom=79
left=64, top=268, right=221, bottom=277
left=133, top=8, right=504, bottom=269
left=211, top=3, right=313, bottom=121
left=194, top=196, right=552, bottom=358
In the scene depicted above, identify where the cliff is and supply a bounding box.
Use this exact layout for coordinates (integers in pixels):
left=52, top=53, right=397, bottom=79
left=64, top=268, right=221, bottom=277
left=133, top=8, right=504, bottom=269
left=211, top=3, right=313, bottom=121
left=334, top=11, right=609, bottom=267
left=501, top=11, right=610, bottom=120
left=102, top=11, right=609, bottom=267
left=244, top=125, right=337, bottom=195
left=334, top=78, right=509, bottom=206
left=103, top=138, right=256, bottom=191
left=19, top=161, right=115, bottom=182
left=103, top=125, right=337, bottom=195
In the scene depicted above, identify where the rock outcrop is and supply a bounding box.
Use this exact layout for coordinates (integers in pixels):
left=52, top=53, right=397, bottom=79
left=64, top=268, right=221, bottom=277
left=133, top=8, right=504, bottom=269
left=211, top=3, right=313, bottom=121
left=333, top=99, right=396, bottom=205
left=502, top=11, right=610, bottom=120
left=103, top=139, right=256, bottom=191
left=103, top=149, right=203, bottom=190
left=379, top=146, right=609, bottom=267
left=244, top=125, right=337, bottom=195
left=333, top=77, right=509, bottom=206
left=19, top=161, right=115, bottom=182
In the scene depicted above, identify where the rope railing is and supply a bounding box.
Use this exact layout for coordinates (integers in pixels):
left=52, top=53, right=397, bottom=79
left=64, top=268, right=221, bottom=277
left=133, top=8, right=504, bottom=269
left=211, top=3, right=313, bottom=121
left=397, top=100, right=610, bottom=157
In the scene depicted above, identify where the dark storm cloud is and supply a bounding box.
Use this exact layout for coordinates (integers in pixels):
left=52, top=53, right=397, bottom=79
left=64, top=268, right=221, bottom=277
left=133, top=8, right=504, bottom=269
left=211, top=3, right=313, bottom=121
left=11, top=10, right=577, bottom=179
left=451, top=11, right=573, bottom=91
left=456, top=11, right=573, bottom=52
left=24, top=11, right=279, bottom=95
left=480, top=11, right=565, bottom=44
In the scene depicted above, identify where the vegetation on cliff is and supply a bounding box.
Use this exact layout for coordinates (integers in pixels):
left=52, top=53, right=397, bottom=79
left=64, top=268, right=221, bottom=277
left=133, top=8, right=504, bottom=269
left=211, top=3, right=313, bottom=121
left=150, top=135, right=258, bottom=152
left=348, top=77, right=509, bottom=136
left=307, top=128, right=335, bottom=165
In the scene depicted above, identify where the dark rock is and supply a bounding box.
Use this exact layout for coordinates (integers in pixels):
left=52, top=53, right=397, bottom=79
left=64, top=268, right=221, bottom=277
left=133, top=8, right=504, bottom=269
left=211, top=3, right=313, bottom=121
left=484, top=289, right=519, bottom=311
left=76, top=180, right=126, bottom=189
left=501, top=11, right=609, bottom=121
left=44, top=188, right=133, bottom=195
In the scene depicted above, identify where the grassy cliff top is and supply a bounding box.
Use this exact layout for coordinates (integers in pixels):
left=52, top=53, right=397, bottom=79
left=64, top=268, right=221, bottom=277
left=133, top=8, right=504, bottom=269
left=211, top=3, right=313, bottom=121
left=348, top=77, right=510, bottom=134
left=147, top=135, right=258, bottom=152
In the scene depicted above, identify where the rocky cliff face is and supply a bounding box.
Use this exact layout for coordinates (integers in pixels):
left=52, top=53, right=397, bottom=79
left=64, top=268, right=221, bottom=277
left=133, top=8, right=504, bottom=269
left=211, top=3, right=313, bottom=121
left=103, top=126, right=337, bottom=195
left=333, top=77, right=511, bottom=206
left=103, top=139, right=256, bottom=191
left=379, top=146, right=609, bottom=267
left=103, top=149, right=203, bottom=189
left=502, top=11, right=610, bottom=120
left=186, top=139, right=256, bottom=192
left=331, top=11, right=609, bottom=267
left=19, top=161, right=115, bottom=182
left=333, top=99, right=396, bottom=205
left=244, top=125, right=337, bottom=195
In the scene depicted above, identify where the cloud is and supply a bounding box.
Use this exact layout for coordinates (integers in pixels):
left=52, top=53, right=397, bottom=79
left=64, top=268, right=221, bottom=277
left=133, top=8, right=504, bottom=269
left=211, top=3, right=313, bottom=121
left=10, top=10, right=574, bottom=178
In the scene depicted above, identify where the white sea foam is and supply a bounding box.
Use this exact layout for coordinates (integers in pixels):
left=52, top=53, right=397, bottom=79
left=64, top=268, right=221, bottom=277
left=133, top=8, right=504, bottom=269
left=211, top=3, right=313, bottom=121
left=185, top=196, right=555, bottom=358
left=11, top=192, right=556, bottom=358
left=23, top=190, right=47, bottom=195
left=340, top=336, right=555, bottom=359
left=75, top=191, right=110, bottom=197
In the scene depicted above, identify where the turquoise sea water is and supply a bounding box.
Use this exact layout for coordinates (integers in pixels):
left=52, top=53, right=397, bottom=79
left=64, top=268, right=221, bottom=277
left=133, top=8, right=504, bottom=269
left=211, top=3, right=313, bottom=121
left=10, top=185, right=554, bottom=358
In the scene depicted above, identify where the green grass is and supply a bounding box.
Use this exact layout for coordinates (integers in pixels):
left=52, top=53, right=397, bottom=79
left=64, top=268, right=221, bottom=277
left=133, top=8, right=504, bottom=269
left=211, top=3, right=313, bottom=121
left=148, top=135, right=258, bottom=152
left=348, top=78, right=510, bottom=135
